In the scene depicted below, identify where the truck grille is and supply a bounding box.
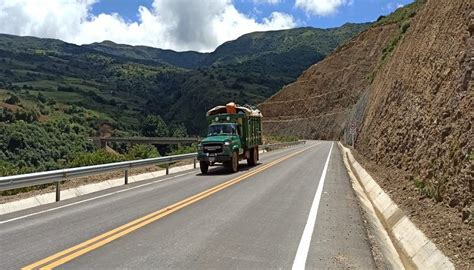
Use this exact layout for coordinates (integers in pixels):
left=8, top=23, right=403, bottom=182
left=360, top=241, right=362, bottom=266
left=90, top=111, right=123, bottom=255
left=203, top=143, right=223, bottom=153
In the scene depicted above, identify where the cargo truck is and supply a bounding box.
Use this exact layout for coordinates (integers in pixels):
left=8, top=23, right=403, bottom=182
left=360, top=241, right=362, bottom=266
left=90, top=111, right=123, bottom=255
left=197, top=102, right=263, bottom=174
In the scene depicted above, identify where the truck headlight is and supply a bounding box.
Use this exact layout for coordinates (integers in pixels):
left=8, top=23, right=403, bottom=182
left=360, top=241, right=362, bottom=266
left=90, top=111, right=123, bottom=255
left=224, top=141, right=230, bottom=146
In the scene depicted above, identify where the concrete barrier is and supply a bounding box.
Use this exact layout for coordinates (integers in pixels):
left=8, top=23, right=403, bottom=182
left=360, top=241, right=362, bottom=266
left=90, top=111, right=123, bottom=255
left=338, top=142, right=454, bottom=269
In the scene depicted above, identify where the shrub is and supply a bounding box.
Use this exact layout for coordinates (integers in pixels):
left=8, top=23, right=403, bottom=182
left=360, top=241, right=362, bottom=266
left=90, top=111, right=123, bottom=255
left=68, top=149, right=124, bottom=167
left=126, top=144, right=160, bottom=160
left=142, top=115, right=169, bottom=137
left=265, top=135, right=299, bottom=143
left=37, top=92, right=48, bottom=103
left=382, top=35, right=402, bottom=60
left=4, top=94, right=20, bottom=105
left=400, top=21, right=411, bottom=34
left=167, top=144, right=196, bottom=156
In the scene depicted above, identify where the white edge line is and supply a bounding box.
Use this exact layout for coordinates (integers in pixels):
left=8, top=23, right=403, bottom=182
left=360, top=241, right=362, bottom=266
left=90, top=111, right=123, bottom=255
left=292, top=142, right=334, bottom=270
left=0, top=171, right=197, bottom=225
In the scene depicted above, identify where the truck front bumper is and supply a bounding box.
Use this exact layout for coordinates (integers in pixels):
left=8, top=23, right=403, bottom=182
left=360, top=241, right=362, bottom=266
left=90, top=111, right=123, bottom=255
left=197, top=153, right=231, bottom=163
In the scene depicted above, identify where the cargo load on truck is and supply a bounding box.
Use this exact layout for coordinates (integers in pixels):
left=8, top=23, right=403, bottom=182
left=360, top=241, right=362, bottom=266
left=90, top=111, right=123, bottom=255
left=197, top=102, right=263, bottom=174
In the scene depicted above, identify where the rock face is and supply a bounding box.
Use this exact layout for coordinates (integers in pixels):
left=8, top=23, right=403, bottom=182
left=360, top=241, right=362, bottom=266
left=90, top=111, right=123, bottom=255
left=358, top=0, right=472, bottom=209
left=259, top=23, right=399, bottom=139
left=260, top=0, right=472, bottom=214
left=260, top=0, right=472, bottom=267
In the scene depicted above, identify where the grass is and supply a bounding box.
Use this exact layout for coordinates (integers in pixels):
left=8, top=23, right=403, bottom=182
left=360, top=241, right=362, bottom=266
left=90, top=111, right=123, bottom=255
left=374, top=0, right=425, bottom=26
left=414, top=177, right=445, bottom=202
left=265, top=135, right=299, bottom=144
left=382, top=34, right=402, bottom=61
left=377, top=0, right=427, bottom=62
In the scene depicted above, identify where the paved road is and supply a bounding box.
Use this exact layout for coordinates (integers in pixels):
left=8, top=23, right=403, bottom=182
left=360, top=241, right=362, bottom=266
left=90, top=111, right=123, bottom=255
left=0, top=141, right=375, bottom=269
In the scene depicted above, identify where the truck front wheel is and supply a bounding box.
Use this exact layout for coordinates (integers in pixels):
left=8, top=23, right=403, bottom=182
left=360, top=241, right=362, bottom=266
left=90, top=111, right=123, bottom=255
left=231, top=151, right=239, bottom=173
left=200, top=161, right=209, bottom=174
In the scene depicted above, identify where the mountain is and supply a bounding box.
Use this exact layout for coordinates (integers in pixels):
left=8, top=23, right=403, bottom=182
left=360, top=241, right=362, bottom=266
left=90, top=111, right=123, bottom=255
left=85, top=41, right=208, bottom=69
left=0, top=23, right=368, bottom=176
left=0, top=23, right=368, bottom=134
left=259, top=0, right=472, bottom=267
left=86, top=23, right=368, bottom=69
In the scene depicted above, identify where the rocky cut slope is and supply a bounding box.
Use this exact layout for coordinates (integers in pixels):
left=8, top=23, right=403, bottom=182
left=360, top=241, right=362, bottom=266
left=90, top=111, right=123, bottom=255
left=260, top=0, right=472, bottom=267
left=258, top=14, right=404, bottom=139
left=354, top=0, right=472, bottom=267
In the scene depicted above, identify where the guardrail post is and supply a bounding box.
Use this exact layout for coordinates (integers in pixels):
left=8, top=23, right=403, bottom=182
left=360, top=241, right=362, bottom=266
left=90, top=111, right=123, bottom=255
left=124, top=169, right=128, bottom=185
left=55, top=181, right=60, bottom=202
left=166, top=164, right=169, bottom=175
left=193, top=159, right=196, bottom=169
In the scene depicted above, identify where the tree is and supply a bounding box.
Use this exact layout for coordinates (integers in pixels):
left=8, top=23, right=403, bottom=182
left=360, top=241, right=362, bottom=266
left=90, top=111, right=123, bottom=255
left=4, top=94, right=20, bottom=105
left=126, top=144, right=160, bottom=160
left=37, top=92, right=47, bottom=103
left=171, top=123, right=187, bottom=137
left=142, top=115, right=169, bottom=137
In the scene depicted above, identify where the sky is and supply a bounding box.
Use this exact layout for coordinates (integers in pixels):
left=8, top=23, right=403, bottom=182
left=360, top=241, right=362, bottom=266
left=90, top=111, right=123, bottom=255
left=0, top=0, right=413, bottom=52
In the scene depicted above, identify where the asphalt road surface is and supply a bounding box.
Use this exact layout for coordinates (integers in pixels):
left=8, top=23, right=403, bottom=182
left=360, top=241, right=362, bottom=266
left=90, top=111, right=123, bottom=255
left=0, top=141, right=376, bottom=269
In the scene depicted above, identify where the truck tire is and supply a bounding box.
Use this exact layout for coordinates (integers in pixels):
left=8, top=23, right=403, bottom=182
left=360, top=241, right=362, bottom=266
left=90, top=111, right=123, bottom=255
left=200, top=161, right=209, bottom=174
left=247, top=147, right=257, bottom=166
left=231, top=151, right=239, bottom=173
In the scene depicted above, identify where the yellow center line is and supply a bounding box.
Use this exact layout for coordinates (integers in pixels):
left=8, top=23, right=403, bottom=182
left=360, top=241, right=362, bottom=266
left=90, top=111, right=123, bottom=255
left=23, top=143, right=318, bottom=270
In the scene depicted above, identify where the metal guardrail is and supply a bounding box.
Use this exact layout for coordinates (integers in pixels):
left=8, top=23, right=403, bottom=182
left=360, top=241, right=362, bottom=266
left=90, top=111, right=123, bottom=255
left=90, top=137, right=199, bottom=149
left=0, top=153, right=197, bottom=201
left=91, top=137, right=199, bottom=144
left=0, top=141, right=305, bottom=202
left=261, top=140, right=306, bottom=151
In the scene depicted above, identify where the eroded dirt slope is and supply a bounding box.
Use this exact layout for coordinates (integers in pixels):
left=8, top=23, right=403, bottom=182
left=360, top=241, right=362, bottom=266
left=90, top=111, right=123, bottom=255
left=259, top=23, right=399, bottom=139
left=356, top=0, right=472, bottom=267
left=260, top=0, right=472, bottom=267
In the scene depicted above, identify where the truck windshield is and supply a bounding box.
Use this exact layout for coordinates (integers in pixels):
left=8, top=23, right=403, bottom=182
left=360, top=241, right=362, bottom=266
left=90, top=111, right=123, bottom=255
left=208, top=124, right=235, bottom=136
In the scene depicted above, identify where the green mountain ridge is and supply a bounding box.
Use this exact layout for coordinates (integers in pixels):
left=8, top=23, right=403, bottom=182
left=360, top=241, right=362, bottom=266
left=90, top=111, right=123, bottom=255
left=0, top=23, right=368, bottom=135
left=0, top=23, right=368, bottom=176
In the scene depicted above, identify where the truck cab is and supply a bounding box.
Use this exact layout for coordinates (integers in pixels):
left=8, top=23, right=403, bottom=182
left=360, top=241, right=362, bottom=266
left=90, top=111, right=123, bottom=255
left=197, top=103, right=262, bottom=174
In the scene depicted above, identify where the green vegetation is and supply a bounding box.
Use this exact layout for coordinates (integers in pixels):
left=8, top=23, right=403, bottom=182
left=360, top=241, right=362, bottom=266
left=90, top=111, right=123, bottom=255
left=68, top=150, right=124, bottom=168
left=265, top=135, right=299, bottom=144
left=374, top=0, right=425, bottom=26
left=0, top=24, right=368, bottom=178
left=0, top=24, right=367, bottom=134
left=379, top=0, right=426, bottom=61
left=167, top=144, right=197, bottom=156
left=382, top=34, right=402, bottom=61
left=414, top=177, right=445, bottom=203
left=125, top=144, right=160, bottom=160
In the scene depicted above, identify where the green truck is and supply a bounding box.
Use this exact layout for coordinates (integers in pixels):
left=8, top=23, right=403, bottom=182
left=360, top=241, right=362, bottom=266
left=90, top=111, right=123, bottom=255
left=197, top=102, right=263, bottom=174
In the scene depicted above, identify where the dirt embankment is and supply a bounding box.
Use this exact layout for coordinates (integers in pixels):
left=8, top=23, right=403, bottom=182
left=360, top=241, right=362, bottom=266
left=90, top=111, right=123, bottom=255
left=259, top=0, right=472, bottom=267
left=259, top=23, right=399, bottom=139
left=356, top=1, right=472, bottom=267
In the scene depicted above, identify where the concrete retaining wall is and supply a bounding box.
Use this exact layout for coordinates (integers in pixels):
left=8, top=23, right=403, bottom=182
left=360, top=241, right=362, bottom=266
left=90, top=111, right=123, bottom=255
left=339, top=142, right=454, bottom=269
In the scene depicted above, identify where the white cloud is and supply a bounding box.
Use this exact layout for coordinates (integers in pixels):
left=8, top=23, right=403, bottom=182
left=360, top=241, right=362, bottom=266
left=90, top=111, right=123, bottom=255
left=295, top=0, right=351, bottom=16
left=253, top=0, right=281, bottom=4
left=385, top=2, right=404, bottom=12
left=0, top=0, right=296, bottom=52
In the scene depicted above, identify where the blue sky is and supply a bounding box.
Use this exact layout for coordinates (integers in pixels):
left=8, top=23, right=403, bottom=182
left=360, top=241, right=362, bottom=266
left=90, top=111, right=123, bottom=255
left=0, top=0, right=413, bottom=52
left=92, top=0, right=414, bottom=29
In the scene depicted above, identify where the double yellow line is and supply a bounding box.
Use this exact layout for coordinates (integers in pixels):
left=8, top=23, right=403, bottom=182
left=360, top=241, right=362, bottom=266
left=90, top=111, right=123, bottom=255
left=23, top=144, right=315, bottom=269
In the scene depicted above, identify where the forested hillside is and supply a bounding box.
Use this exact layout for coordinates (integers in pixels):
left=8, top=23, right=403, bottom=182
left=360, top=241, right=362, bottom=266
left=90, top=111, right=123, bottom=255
left=0, top=23, right=368, bottom=176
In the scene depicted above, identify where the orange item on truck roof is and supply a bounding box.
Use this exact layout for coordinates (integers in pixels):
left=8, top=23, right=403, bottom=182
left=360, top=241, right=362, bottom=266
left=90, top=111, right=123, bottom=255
left=226, top=102, right=237, bottom=114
